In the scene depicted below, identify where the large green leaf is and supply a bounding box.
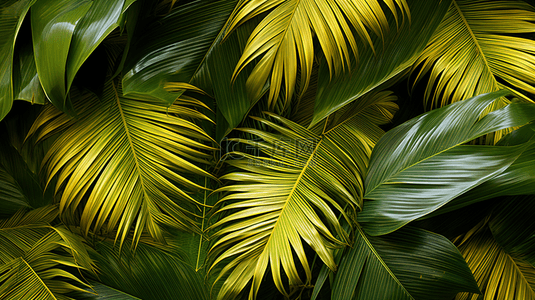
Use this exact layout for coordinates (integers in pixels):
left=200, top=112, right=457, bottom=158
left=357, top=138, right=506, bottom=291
left=0, top=0, right=35, bottom=121
left=225, top=0, right=409, bottom=110
left=430, top=125, right=535, bottom=214
left=209, top=91, right=397, bottom=299
left=13, top=42, right=46, bottom=105
left=359, top=90, right=535, bottom=236
left=0, top=205, right=96, bottom=300
left=411, top=0, right=535, bottom=109
left=31, top=0, right=92, bottom=113
left=455, top=222, right=535, bottom=300
left=332, top=226, right=479, bottom=300
left=310, top=0, right=451, bottom=126
left=89, top=239, right=209, bottom=300
left=31, top=0, right=133, bottom=114
left=27, top=79, right=216, bottom=247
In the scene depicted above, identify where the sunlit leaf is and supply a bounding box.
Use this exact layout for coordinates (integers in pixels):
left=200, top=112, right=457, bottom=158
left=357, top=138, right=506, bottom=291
left=27, top=79, right=216, bottom=247
left=209, top=91, right=397, bottom=299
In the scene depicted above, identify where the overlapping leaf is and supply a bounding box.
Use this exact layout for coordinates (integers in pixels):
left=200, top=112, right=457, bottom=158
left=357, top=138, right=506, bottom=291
left=225, top=0, right=409, bottom=110
left=89, top=239, right=209, bottom=300
left=0, top=205, right=96, bottom=300
left=433, top=125, right=535, bottom=214
left=332, top=226, right=478, bottom=300
left=27, top=80, right=216, bottom=247
left=455, top=222, right=535, bottom=300
left=0, top=0, right=35, bottom=121
left=122, top=0, right=238, bottom=104
left=30, top=0, right=134, bottom=113
left=209, top=91, right=397, bottom=299
left=359, top=90, right=535, bottom=236
left=412, top=0, right=535, bottom=110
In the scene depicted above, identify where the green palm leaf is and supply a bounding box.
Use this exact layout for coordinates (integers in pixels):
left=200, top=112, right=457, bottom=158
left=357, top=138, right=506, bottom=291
left=27, top=80, right=216, bottom=247
left=332, top=226, right=479, bottom=300
left=209, top=91, right=397, bottom=299
left=225, top=0, right=409, bottom=111
left=89, top=239, right=209, bottom=300
left=455, top=221, right=535, bottom=300
left=0, top=0, right=35, bottom=122
left=412, top=0, right=535, bottom=110
left=359, top=90, right=535, bottom=236
left=0, top=205, right=96, bottom=300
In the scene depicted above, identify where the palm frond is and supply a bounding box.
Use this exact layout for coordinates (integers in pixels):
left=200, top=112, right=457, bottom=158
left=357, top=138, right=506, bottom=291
left=27, top=80, right=217, bottom=247
left=225, top=0, right=409, bottom=110
left=411, top=0, right=535, bottom=115
left=0, top=206, right=96, bottom=300
left=455, top=224, right=535, bottom=300
left=208, top=91, right=397, bottom=299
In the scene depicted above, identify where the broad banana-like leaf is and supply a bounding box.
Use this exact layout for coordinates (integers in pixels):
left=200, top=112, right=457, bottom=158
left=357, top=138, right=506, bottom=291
left=27, top=79, right=217, bottom=247
left=490, top=195, right=535, bottom=267
left=31, top=0, right=134, bottom=114
left=411, top=0, right=535, bottom=109
left=0, top=0, right=35, bottom=121
left=13, top=42, right=46, bottom=105
left=332, top=226, right=479, bottom=300
left=0, top=205, right=96, bottom=300
left=455, top=222, right=535, bottom=300
left=359, top=90, right=535, bottom=236
left=209, top=91, right=397, bottom=300
left=225, top=0, right=409, bottom=110
left=31, top=0, right=92, bottom=113
left=310, top=0, right=451, bottom=126
left=429, top=124, right=535, bottom=215
left=90, top=239, right=209, bottom=300
left=122, top=0, right=238, bottom=103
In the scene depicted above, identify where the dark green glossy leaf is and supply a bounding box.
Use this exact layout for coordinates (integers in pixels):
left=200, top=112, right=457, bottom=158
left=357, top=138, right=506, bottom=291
left=31, top=0, right=92, bottom=113
left=66, top=0, right=131, bottom=91
left=433, top=125, right=535, bottom=214
left=490, top=195, right=535, bottom=267
left=359, top=90, right=535, bottom=236
left=12, top=42, right=46, bottom=104
left=310, top=0, right=451, bottom=126
left=0, top=0, right=35, bottom=121
left=332, top=226, right=412, bottom=300
left=333, top=226, right=479, bottom=300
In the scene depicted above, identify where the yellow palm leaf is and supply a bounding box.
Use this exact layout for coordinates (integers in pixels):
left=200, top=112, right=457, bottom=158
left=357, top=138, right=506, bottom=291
left=226, top=0, right=409, bottom=111
left=208, top=91, right=397, bottom=300
left=412, top=0, right=535, bottom=110
left=27, top=79, right=217, bottom=247
left=455, top=225, right=535, bottom=300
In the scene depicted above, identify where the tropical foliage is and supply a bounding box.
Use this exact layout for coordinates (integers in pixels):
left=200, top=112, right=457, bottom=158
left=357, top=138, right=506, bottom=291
left=2, top=0, right=535, bottom=299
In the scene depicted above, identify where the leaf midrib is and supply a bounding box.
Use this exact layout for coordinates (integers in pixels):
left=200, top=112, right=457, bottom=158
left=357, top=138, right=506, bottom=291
left=452, top=0, right=498, bottom=88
